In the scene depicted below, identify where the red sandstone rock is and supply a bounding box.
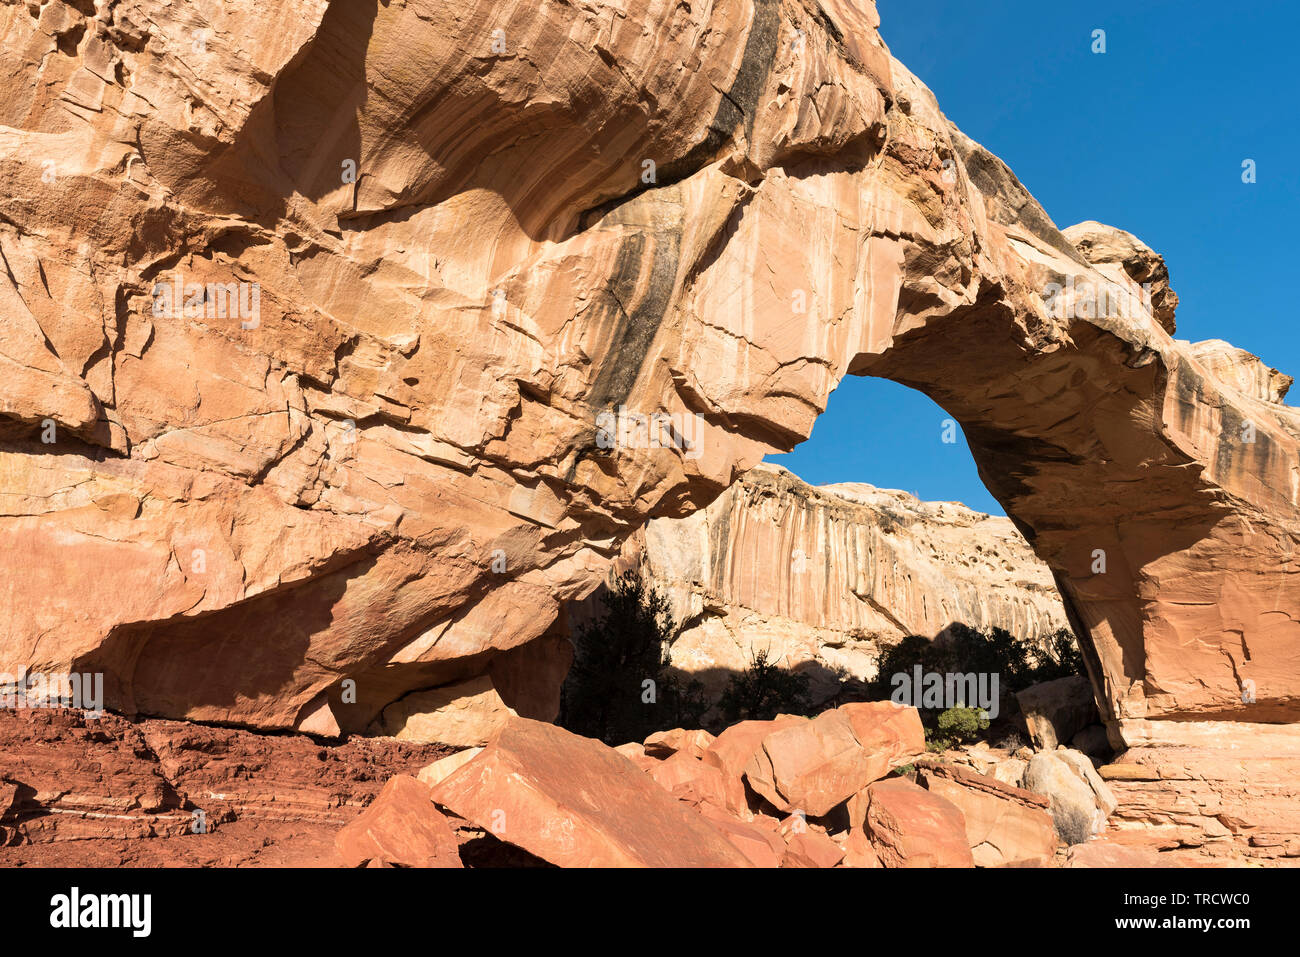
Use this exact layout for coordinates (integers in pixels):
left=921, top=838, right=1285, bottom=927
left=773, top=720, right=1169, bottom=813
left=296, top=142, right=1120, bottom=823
left=782, top=827, right=846, bottom=869
left=743, top=704, right=924, bottom=817
left=644, top=728, right=716, bottom=760
left=335, top=775, right=461, bottom=868
left=648, top=751, right=741, bottom=815
left=430, top=718, right=751, bottom=867
left=918, top=763, right=1057, bottom=867
left=861, top=778, right=974, bottom=868
left=0, top=0, right=1294, bottom=860
left=699, top=807, right=785, bottom=868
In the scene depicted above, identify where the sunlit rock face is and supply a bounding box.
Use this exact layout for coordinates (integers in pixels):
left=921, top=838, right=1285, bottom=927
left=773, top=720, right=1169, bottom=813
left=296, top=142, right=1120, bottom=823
left=634, top=463, right=1069, bottom=702
left=0, top=0, right=1296, bottom=802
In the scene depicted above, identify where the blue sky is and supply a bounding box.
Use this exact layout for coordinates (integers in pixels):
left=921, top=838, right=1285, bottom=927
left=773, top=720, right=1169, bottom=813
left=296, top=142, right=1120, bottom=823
left=768, top=0, right=1299, bottom=516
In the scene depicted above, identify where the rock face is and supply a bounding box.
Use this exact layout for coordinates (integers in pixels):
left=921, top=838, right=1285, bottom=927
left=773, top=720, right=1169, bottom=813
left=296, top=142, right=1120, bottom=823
left=1, top=0, right=1296, bottom=854
left=632, top=463, right=1069, bottom=701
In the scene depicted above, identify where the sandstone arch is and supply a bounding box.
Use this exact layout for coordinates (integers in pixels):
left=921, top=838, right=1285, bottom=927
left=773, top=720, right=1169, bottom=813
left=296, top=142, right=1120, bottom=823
left=1, top=1, right=1296, bottom=843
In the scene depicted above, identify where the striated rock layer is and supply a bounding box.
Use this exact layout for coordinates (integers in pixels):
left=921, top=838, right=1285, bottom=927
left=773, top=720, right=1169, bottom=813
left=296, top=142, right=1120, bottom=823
left=0, top=0, right=1297, bottom=848
left=634, top=462, right=1068, bottom=699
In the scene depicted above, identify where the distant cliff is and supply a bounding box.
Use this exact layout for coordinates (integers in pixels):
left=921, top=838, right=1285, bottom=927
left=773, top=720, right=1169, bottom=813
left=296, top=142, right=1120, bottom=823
left=635, top=464, right=1070, bottom=702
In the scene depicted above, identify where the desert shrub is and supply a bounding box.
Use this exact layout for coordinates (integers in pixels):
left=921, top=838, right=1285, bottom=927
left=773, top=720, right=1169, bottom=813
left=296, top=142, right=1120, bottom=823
left=717, top=649, right=813, bottom=724
left=927, top=705, right=991, bottom=751
left=559, top=570, right=707, bottom=744
left=867, top=622, right=1085, bottom=746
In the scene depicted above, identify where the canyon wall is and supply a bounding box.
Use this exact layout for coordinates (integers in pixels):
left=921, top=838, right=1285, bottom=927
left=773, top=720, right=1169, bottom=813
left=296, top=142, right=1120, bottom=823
left=0, top=0, right=1296, bottom=837
left=635, top=463, right=1069, bottom=701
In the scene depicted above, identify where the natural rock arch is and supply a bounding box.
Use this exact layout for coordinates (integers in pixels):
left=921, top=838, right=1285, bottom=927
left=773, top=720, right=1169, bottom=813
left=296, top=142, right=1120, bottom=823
left=1, top=0, right=1296, bottom=843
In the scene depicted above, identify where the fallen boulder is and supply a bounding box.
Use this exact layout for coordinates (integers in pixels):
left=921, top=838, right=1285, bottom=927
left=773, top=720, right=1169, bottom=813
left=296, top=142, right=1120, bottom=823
left=376, top=676, right=515, bottom=748
left=430, top=717, right=751, bottom=867
left=1022, top=750, right=1113, bottom=845
left=859, top=777, right=974, bottom=868
left=335, top=775, right=461, bottom=868
left=644, top=728, right=715, bottom=760
left=416, top=748, right=484, bottom=789
left=648, top=750, right=743, bottom=816
left=743, top=704, right=924, bottom=817
left=918, top=763, right=1057, bottom=867
left=1016, top=676, right=1098, bottom=751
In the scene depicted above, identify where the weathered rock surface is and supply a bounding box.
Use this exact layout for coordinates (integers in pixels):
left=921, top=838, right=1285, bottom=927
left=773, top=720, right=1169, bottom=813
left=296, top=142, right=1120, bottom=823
left=633, top=463, right=1069, bottom=702
left=374, top=675, right=514, bottom=748
left=0, top=707, right=450, bottom=857
left=1022, top=750, right=1115, bottom=846
left=918, top=762, right=1057, bottom=867
left=0, top=0, right=1295, bottom=858
left=858, top=777, right=974, bottom=868
left=743, top=702, right=924, bottom=816
left=1016, top=676, right=1099, bottom=751
left=335, top=774, right=461, bottom=868
left=430, top=717, right=752, bottom=867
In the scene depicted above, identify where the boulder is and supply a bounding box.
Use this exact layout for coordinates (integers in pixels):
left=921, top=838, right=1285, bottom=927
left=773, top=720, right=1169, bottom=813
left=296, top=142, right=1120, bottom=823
left=698, top=807, right=785, bottom=868
left=702, top=717, right=807, bottom=780
left=335, top=775, right=461, bottom=868
left=614, top=741, right=660, bottom=772
left=743, top=703, right=924, bottom=817
left=918, top=763, right=1057, bottom=867
left=1069, top=725, right=1112, bottom=761
left=430, top=717, right=751, bottom=867
left=781, top=826, right=846, bottom=869
left=1022, top=750, right=1111, bottom=845
left=644, top=728, right=716, bottom=761
left=377, top=676, right=515, bottom=748
left=1016, top=676, right=1098, bottom=751
left=839, top=828, right=883, bottom=868
left=860, top=777, right=974, bottom=868
left=1054, top=748, right=1118, bottom=815
left=416, top=748, right=484, bottom=789
left=648, top=750, right=743, bottom=815
left=989, top=758, right=1028, bottom=788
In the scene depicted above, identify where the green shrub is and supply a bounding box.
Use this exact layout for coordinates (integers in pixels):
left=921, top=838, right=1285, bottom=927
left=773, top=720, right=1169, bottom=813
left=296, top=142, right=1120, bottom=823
left=559, top=570, right=707, bottom=744
left=717, top=649, right=813, bottom=724
left=868, top=623, right=1085, bottom=748
left=927, top=705, right=991, bottom=751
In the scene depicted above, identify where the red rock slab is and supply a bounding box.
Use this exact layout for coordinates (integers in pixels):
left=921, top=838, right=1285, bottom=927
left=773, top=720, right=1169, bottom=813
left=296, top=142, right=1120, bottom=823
left=781, top=825, right=846, bottom=869
left=649, top=750, right=745, bottom=816
left=862, top=777, right=974, bottom=868
left=1065, top=837, right=1175, bottom=868
left=335, top=775, right=462, bottom=868
left=644, top=728, right=715, bottom=760
left=699, top=807, right=786, bottom=868
left=839, top=828, right=883, bottom=868
left=744, top=704, right=925, bottom=817
left=702, top=716, right=808, bottom=781
left=918, top=763, right=1057, bottom=867
left=431, top=717, right=752, bottom=867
